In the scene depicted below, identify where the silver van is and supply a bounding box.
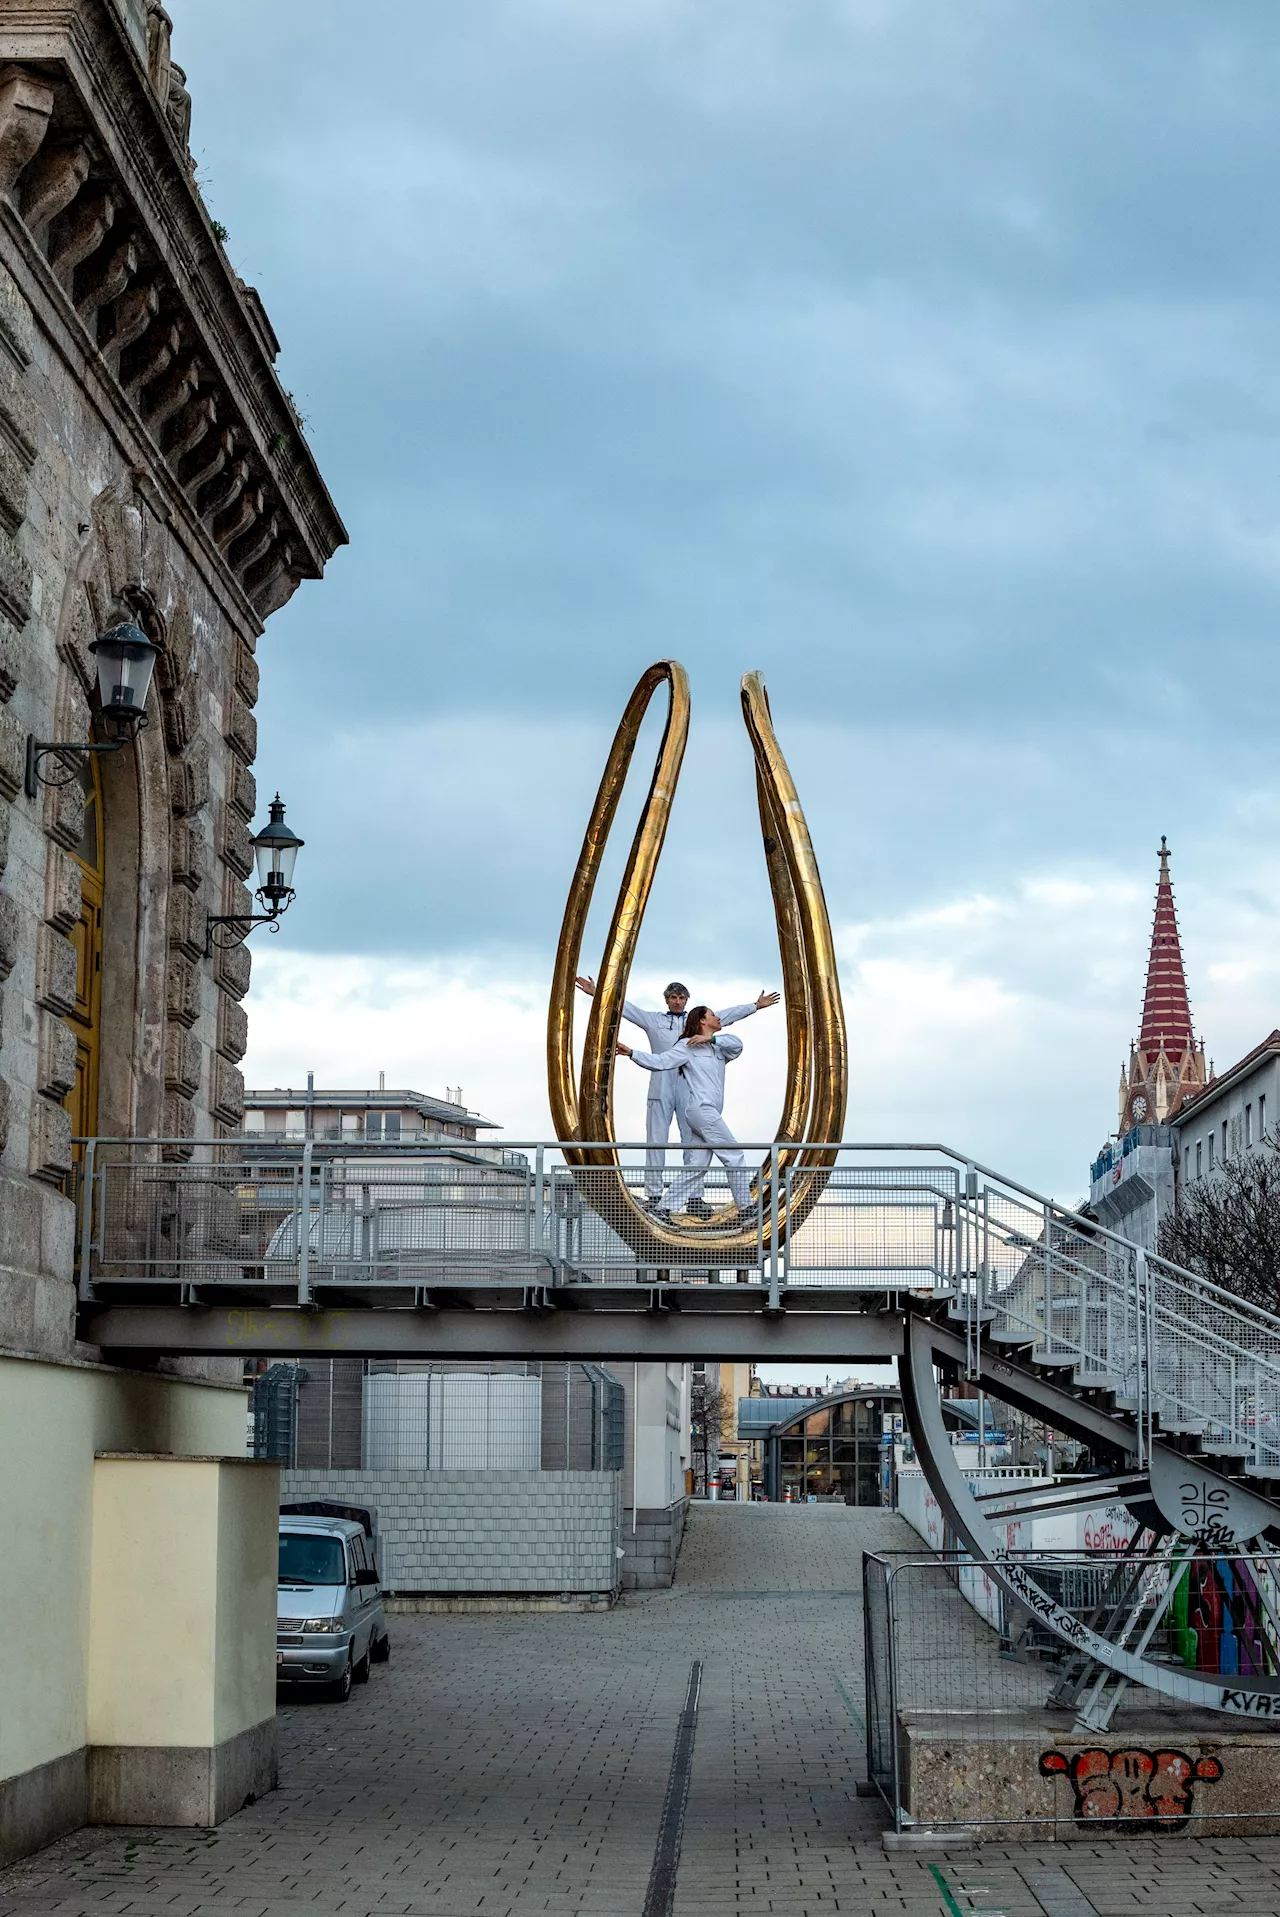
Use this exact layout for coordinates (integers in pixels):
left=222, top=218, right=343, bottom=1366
left=276, top=1512, right=390, bottom=1701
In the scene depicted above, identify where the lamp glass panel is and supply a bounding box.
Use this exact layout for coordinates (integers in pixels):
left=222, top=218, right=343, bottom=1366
left=96, top=633, right=157, bottom=713
left=255, top=837, right=299, bottom=890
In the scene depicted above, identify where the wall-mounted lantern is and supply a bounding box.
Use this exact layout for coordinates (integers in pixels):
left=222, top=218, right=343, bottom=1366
left=25, top=620, right=162, bottom=796
left=206, top=793, right=304, bottom=954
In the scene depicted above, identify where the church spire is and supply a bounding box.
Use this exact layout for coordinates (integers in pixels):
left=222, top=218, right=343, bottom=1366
left=1116, top=836, right=1206, bottom=1133
left=1138, top=836, right=1195, bottom=1061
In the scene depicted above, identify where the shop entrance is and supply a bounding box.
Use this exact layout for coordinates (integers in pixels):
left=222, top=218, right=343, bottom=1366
left=751, top=1389, right=902, bottom=1504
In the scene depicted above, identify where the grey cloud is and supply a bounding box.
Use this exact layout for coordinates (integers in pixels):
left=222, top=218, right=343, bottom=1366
left=172, top=0, right=1280, bottom=1157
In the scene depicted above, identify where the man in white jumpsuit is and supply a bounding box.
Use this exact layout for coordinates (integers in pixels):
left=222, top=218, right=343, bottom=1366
left=575, top=977, right=778, bottom=1206
left=618, top=1007, right=751, bottom=1219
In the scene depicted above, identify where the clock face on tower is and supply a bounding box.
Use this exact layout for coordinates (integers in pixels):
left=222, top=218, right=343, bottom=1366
left=1132, top=1093, right=1149, bottom=1123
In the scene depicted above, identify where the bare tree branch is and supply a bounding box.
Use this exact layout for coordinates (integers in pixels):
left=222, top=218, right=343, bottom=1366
left=1158, top=1133, right=1280, bottom=1312
left=689, top=1374, right=724, bottom=1498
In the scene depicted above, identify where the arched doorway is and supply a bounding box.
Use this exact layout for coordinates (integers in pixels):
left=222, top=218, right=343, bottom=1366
left=64, top=749, right=104, bottom=1145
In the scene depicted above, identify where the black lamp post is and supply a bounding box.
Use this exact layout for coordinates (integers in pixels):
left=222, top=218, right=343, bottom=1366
left=206, top=793, right=304, bottom=954
left=25, top=620, right=162, bottom=796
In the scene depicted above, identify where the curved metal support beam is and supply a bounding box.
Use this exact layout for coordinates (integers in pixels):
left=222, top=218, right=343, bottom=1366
left=900, top=1308, right=1280, bottom=1718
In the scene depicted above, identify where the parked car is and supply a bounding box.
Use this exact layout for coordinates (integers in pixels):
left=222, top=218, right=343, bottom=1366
left=276, top=1512, right=390, bottom=1701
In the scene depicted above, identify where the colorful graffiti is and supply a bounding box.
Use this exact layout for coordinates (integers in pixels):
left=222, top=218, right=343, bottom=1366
left=1172, top=1557, right=1269, bottom=1677
left=1040, top=1747, right=1223, bottom=1831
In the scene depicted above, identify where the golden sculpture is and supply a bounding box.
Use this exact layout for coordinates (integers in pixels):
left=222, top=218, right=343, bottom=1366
left=547, top=660, right=847, bottom=1257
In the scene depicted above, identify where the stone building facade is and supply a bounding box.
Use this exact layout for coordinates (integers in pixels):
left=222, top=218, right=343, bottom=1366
left=0, top=0, right=343, bottom=1864
left=0, top=0, right=343, bottom=1355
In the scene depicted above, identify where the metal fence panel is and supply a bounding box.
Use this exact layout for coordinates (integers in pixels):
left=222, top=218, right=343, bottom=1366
left=866, top=1549, right=1280, bottom=1836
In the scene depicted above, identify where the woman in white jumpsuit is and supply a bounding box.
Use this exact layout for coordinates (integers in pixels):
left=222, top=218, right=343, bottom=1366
left=619, top=1006, right=752, bottom=1219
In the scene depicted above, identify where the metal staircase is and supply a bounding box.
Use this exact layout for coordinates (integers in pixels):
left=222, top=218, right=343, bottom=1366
left=898, top=1170, right=1280, bottom=1720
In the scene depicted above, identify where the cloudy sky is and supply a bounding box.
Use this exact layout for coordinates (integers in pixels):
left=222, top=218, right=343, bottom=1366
left=179, top=0, right=1280, bottom=1206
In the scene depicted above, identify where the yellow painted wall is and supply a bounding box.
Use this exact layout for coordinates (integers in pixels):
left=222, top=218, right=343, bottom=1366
left=0, top=1356, right=247, bottom=1785
left=87, top=1457, right=277, bottom=1748
left=215, top=1461, right=278, bottom=1742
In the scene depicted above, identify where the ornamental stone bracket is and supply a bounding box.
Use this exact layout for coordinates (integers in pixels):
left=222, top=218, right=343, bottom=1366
left=0, top=4, right=346, bottom=629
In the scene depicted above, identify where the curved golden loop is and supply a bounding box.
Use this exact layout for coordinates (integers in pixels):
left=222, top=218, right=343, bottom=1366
left=547, top=661, right=846, bottom=1258
left=547, top=660, right=690, bottom=1151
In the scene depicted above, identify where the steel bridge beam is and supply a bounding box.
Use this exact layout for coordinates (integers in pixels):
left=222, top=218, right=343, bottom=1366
left=80, top=1302, right=908, bottom=1362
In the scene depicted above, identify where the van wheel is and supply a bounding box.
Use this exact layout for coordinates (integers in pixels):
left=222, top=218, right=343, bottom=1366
left=329, top=1652, right=352, bottom=1703
left=371, top=1632, right=390, bottom=1664
left=353, top=1644, right=371, bottom=1684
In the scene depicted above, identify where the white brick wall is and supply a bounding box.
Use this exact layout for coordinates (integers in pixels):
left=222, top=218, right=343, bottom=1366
left=280, top=1469, right=621, bottom=1593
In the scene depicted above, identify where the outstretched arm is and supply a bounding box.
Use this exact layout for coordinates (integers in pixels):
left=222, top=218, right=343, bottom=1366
left=579, top=977, right=654, bottom=1035
left=717, top=992, right=780, bottom=1027
left=618, top=1041, right=687, bottom=1072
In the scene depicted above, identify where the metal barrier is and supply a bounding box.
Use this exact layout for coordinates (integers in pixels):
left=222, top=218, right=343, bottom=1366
left=864, top=1547, right=1280, bottom=1835
left=78, top=1136, right=1280, bottom=1472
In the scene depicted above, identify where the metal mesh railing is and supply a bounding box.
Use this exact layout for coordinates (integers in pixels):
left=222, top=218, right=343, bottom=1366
left=81, top=1139, right=966, bottom=1289
left=974, top=1179, right=1280, bottom=1473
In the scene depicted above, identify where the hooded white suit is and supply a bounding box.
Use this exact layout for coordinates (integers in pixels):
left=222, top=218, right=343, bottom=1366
left=623, top=999, right=756, bottom=1197
left=628, top=1030, right=750, bottom=1212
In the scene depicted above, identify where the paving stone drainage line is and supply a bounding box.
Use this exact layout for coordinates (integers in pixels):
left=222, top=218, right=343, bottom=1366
left=642, top=1659, right=702, bottom=1917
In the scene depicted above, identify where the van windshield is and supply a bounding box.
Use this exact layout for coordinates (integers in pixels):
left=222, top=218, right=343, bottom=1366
left=279, top=1532, right=345, bottom=1586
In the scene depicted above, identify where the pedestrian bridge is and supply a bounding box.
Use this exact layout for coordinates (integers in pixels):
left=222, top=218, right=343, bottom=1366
left=79, top=1135, right=987, bottom=1360
left=75, top=1132, right=1280, bottom=1722
left=77, top=1132, right=1280, bottom=1476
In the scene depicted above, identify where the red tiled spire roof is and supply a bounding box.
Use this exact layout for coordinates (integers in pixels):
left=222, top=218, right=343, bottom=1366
left=1138, top=837, right=1194, bottom=1061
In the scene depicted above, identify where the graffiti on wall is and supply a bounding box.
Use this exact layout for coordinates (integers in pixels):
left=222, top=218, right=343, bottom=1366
left=1040, top=1747, right=1223, bottom=1831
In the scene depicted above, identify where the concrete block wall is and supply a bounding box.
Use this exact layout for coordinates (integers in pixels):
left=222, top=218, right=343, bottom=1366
left=281, top=1468, right=621, bottom=1595
left=620, top=1496, right=688, bottom=1592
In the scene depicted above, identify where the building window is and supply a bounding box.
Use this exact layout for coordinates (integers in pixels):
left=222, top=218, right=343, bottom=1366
left=385, top=1113, right=401, bottom=1141
left=1222, top=1122, right=1229, bottom=1163
left=366, top=1112, right=382, bottom=1140
left=1246, top=1104, right=1253, bottom=1148
left=242, top=1108, right=265, bottom=1134
left=1207, top=1133, right=1214, bottom=1171
left=1261, top=1094, right=1267, bottom=1139
left=1195, top=1140, right=1202, bottom=1178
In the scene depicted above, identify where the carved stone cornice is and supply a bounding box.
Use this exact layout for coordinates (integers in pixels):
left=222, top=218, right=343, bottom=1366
left=0, top=1, right=346, bottom=622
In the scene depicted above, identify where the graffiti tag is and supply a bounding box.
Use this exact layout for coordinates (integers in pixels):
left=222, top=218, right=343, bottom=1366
left=223, top=1308, right=350, bottom=1349
left=989, top=1552, right=1280, bottom=1718
left=1040, top=1747, right=1222, bottom=1832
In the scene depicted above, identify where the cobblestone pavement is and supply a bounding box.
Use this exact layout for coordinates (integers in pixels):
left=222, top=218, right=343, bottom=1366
left=5, top=1504, right=1280, bottom=1915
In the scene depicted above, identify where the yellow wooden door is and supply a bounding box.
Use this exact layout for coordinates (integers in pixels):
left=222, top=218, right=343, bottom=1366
left=65, top=752, right=104, bottom=1145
